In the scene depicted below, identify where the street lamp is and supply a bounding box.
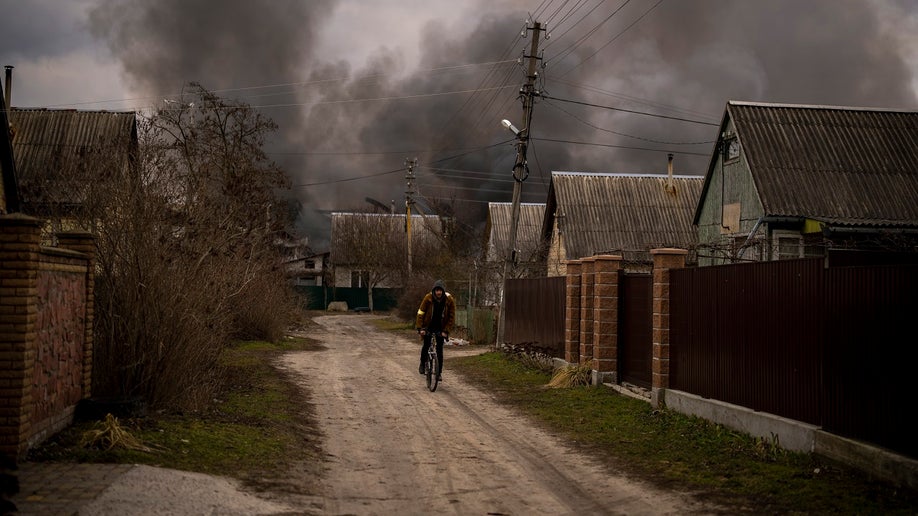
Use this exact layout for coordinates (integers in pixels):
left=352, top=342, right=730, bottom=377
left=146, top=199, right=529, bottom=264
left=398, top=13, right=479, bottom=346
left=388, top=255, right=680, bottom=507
left=495, top=118, right=527, bottom=348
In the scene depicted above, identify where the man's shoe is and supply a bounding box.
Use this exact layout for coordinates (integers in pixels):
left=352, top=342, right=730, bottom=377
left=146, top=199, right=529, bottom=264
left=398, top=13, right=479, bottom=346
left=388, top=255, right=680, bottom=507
left=437, top=375, right=442, bottom=381
left=419, top=364, right=425, bottom=375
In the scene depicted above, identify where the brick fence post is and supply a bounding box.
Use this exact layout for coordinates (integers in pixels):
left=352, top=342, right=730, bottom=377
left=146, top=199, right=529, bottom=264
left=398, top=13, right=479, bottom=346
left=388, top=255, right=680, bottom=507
left=592, top=255, right=622, bottom=385
left=563, top=260, right=582, bottom=364
left=56, top=231, right=96, bottom=399
left=0, top=214, right=42, bottom=461
left=650, top=248, right=687, bottom=408
left=578, top=257, right=596, bottom=367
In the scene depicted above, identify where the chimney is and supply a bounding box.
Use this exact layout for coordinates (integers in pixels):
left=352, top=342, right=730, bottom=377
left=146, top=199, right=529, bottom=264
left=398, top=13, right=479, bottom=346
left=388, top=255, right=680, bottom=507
left=666, top=153, right=675, bottom=193
left=3, top=65, right=11, bottom=111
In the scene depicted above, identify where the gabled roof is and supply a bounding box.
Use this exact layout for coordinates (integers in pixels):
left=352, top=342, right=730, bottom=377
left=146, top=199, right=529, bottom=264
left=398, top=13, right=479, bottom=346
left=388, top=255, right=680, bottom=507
left=9, top=108, right=137, bottom=209
left=330, top=212, right=442, bottom=264
left=485, top=202, right=545, bottom=262
left=694, top=101, right=918, bottom=227
left=544, top=172, right=703, bottom=263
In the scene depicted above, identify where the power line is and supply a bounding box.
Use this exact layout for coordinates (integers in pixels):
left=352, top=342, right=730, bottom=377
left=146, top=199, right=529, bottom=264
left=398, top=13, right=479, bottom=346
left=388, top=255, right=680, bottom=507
left=38, top=59, right=520, bottom=109
left=531, top=136, right=710, bottom=156
left=291, top=139, right=514, bottom=188
left=542, top=94, right=719, bottom=126
left=549, top=0, right=632, bottom=66
left=559, top=0, right=664, bottom=76
left=542, top=98, right=715, bottom=145
left=549, top=77, right=721, bottom=122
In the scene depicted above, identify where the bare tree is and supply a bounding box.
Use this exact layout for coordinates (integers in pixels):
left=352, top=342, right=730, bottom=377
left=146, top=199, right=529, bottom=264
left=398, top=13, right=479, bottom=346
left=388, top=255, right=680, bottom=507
left=46, top=84, right=298, bottom=410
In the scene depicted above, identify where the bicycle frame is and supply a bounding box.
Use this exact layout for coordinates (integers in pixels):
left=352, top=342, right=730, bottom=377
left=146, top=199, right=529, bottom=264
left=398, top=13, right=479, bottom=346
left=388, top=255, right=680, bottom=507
left=424, top=332, right=445, bottom=392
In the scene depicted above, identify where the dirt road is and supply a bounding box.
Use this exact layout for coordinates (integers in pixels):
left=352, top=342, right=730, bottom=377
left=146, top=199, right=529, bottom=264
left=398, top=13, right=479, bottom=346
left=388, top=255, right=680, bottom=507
left=278, top=314, right=714, bottom=515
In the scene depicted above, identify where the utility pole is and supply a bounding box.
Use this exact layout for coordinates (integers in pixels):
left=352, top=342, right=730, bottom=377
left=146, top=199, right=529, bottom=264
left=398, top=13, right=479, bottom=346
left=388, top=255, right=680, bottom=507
left=405, top=157, right=417, bottom=276
left=496, top=21, right=543, bottom=348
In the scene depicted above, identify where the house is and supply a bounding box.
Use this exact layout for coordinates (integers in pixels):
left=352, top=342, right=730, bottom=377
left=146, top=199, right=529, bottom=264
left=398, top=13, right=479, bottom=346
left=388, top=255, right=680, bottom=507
left=7, top=107, right=137, bottom=237
left=329, top=211, right=443, bottom=288
left=285, top=251, right=329, bottom=287
left=542, top=170, right=703, bottom=275
left=483, top=202, right=546, bottom=276
left=694, top=101, right=918, bottom=266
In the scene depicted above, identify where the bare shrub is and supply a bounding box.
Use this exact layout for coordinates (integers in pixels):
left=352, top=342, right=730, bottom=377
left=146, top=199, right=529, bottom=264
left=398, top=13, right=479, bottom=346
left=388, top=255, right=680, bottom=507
left=231, top=265, right=299, bottom=342
left=54, top=83, right=296, bottom=411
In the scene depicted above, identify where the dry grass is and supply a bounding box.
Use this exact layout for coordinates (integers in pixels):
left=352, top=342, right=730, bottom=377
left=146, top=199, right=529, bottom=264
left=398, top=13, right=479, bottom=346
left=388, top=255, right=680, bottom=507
left=80, top=414, right=157, bottom=452
left=546, top=362, right=593, bottom=388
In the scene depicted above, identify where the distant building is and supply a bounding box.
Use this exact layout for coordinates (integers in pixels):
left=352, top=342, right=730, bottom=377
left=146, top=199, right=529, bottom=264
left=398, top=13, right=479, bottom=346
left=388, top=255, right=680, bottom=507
left=483, top=202, right=546, bottom=276
left=329, top=212, right=443, bottom=288
left=542, top=171, right=703, bottom=275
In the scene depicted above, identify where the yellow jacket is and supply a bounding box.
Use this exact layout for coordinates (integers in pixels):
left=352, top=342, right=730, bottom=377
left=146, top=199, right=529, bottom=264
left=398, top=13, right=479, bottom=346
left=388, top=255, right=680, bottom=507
left=415, top=281, right=456, bottom=333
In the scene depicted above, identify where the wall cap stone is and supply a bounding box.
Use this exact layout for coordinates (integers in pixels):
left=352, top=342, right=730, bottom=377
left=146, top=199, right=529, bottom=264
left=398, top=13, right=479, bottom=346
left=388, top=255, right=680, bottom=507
left=650, top=248, right=688, bottom=256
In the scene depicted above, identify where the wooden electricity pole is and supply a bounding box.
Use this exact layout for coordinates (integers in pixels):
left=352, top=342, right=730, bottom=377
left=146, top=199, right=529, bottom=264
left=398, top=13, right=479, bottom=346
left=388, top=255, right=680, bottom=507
left=405, top=157, right=417, bottom=276
left=496, top=21, right=543, bottom=348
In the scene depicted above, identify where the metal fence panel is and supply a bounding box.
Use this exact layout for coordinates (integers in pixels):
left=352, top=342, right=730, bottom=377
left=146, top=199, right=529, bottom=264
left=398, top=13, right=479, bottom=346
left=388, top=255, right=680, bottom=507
left=504, top=276, right=566, bottom=357
left=619, top=272, right=652, bottom=389
left=822, top=265, right=918, bottom=457
left=671, top=259, right=823, bottom=424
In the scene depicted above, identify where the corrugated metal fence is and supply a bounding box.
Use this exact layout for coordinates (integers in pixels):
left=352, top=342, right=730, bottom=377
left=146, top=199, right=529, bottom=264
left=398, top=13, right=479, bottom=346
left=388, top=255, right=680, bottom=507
left=504, top=276, right=566, bottom=357
left=670, top=259, right=917, bottom=458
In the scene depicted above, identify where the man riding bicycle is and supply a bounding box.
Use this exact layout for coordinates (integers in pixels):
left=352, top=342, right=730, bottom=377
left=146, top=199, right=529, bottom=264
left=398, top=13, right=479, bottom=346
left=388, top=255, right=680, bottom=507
left=416, top=279, right=456, bottom=380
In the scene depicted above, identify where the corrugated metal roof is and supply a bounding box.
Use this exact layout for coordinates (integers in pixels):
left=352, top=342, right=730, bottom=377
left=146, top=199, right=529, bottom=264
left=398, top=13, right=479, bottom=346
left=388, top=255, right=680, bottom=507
left=9, top=108, right=137, bottom=207
left=330, top=212, right=442, bottom=264
left=548, top=172, right=703, bottom=263
left=486, top=202, right=545, bottom=262
left=728, top=101, right=918, bottom=227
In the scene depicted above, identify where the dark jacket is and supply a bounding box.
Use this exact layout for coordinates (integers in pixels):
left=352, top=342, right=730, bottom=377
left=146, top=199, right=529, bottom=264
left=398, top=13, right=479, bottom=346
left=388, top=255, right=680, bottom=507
left=415, top=280, right=456, bottom=333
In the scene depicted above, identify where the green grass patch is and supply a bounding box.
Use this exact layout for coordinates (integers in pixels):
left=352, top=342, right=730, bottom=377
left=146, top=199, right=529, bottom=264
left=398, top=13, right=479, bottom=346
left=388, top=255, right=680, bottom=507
left=29, top=338, right=323, bottom=487
left=450, top=351, right=918, bottom=515
left=372, top=316, right=415, bottom=332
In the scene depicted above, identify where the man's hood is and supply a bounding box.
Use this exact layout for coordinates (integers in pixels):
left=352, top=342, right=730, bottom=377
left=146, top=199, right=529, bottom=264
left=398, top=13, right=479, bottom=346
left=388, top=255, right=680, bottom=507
left=431, top=279, right=446, bottom=295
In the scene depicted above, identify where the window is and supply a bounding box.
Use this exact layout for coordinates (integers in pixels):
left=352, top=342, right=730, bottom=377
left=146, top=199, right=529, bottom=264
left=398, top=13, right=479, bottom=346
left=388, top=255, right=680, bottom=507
left=305, top=260, right=315, bottom=270
left=725, top=138, right=740, bottom=161
left=773, top=233, right=803, bottom=260
left=351, top=270, right=370, bottom=288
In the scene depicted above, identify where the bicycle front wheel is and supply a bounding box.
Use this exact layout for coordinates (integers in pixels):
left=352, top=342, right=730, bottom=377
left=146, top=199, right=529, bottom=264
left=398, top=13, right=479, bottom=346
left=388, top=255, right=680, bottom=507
left=426, top=353, right=439, bottom=392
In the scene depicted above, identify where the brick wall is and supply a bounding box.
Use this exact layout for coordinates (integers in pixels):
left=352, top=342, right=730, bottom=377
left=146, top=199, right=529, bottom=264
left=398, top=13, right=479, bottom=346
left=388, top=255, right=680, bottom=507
left=0, top=214, right=94, bottom=461
left=563, top=248, right=686, bottom=408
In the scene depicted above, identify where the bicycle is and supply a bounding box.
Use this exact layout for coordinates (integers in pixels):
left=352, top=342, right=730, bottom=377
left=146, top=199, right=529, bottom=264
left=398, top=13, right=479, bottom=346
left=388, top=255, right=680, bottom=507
left=421, top=331, right=447, bottom=392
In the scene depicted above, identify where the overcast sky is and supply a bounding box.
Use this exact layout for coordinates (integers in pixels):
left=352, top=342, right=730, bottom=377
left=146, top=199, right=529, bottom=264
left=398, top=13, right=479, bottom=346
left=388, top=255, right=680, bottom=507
left=3, top=0, right=918, bottom=245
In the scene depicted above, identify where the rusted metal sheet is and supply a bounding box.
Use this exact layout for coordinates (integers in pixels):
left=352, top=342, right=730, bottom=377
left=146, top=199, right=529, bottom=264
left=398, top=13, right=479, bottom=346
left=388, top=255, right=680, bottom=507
left=619, top=271, right=652, bottom=389
left=504, top=276, right=565, bottom=357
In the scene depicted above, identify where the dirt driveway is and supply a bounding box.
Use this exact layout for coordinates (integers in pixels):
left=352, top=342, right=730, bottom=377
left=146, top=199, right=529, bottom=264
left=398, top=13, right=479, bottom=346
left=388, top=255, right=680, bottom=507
left=277, top=314, right=714, bottom=515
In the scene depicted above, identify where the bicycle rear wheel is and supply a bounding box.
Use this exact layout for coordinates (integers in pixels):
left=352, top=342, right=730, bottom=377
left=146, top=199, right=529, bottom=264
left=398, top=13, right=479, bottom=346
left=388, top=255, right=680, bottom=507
left=426, top=352, right=439, bottom=392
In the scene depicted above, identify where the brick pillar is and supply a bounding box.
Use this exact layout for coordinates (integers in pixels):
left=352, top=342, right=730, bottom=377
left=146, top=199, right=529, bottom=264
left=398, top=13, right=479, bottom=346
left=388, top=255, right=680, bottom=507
left=563, top=260, right=582, bottom=364
left=0, top=214, right=42, bottom=460
left=578, top=257, right=596, bottom=367
left=56, top=231, right=96, bottom=399
left=592, top=255, right=622, bottom=385
left=650, top=248, right=687, bottom=408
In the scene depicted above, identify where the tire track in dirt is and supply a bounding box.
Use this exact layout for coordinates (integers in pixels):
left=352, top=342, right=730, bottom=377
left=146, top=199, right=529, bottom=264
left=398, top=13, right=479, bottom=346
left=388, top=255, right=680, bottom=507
left=278, top=314, right=717, bottom=515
